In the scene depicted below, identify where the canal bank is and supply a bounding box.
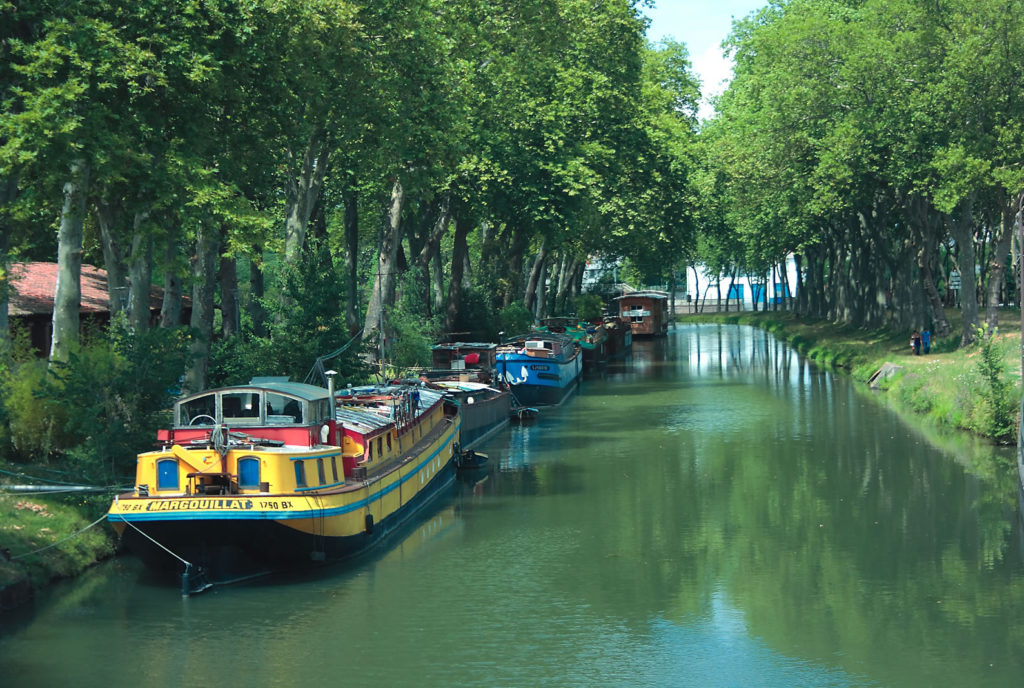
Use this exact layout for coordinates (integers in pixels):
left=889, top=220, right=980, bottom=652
left=0, top=492, right=117, bottom=613
left=682, top=311, right=1023, bottom=444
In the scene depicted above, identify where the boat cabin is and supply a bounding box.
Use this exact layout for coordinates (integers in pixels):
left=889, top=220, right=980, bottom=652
left=165, top=379, right=334, bottom=445
left=615, top=291, right=669, bottom=336
left=142, top=379, right=342, bottom=498
left=498, top=332, right=576, bottom=360
left=431, top=342, right=498, bottom=371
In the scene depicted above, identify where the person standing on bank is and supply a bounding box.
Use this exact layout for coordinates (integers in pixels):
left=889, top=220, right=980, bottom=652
left=910, top=330, right=922, bottom=355
left=921, top=329, right=931, bottom=354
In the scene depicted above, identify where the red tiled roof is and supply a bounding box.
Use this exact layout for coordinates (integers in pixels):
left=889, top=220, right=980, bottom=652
left=7, top=262, right=163, bottom=316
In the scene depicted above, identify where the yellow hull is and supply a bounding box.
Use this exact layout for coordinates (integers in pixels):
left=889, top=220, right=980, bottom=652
left=108, top=418, right=459, bottom=585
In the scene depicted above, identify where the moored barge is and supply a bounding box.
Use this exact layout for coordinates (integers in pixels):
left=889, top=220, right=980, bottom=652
left=107, top=377, right=459, bottom=594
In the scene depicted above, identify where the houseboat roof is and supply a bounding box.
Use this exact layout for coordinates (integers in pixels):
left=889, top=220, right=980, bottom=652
left=502, top=330, right=577, bottom=346
left=432, top=342, right=498, bottom=351
left=176, top=378, right=331, bottom=406
left=334, top=384, right=444, bottom=433
left=614, top=290, right=669, bottom=301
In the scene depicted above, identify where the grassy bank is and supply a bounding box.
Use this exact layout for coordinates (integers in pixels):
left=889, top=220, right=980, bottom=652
left=680, top=311, right=1022, bottom=444
left=0, top=487, right=118, bottom=610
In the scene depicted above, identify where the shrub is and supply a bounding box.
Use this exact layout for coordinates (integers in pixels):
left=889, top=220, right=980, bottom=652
left=3, top=322, right=190, bottom=483
left=211, top=242, right=368, bottom=387
left=386, top=306, right=438, bottom=372
left=973, top=326, right=1016, bottom=442
left=574, top=294, right=604, bottom=320
left=3, top=358, right=73, bottom=462
left=448, top=285, right=498, bottom=341
left=498, top=302, right=533, bottom=336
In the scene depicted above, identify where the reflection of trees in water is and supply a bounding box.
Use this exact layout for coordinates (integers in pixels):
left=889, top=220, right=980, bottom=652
left=448, top=324, right=1024, bottom=684
left=672, top=326, right=1024, bottom=683
left=480, top=325, right=1024, bottom=683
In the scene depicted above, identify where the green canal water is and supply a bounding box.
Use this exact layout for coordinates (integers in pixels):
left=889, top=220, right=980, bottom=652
left=2, top=324, right=1023, bottom=687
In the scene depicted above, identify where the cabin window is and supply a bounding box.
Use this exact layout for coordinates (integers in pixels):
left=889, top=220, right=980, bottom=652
left=221, top=392, right=261, bottom=425
left=367, top=441, right=373, bottom=461
left=294, top=460, right=307, bottom=487
left=377, top=437, right=383, bottom=457
left=317, top=458, right=326, bottom=485
left=331, top=457, right=339, bottom=482
left=386, top=433, right=392, bottom=450
left=267, top=393, right=303, bottom=425
left=180, top=394, right=217, bottom=426
left=238, top=457, right=260, bottom=488
left=156, top=459, right=179, bottom=490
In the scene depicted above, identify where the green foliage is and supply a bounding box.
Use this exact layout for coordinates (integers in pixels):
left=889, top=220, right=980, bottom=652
left=211, top=242, right=368, bottom=387
left=972, top=327, right=1016, bottom=442
left=2, top=322, right=190, bottom=483
left=386, top=305, right=437, bottom=372
left=575, top=293, right=604, bottom=320
left=2, top=359, right=73, bottom=462
left=498, top=302, right=533, bottom=336
left=446, top=285, right=498, bottom=341
left=55, top=324, right=190, bottom=483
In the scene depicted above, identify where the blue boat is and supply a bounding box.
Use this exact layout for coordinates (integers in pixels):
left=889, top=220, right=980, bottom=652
left=495, top=331, right=582, bottom=406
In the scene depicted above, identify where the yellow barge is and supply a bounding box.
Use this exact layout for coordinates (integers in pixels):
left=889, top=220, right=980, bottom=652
left=107, top=377, right=460, bottom=593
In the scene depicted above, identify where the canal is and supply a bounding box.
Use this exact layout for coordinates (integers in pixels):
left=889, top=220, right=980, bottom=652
left=2, top=324, right=1023, bottom=687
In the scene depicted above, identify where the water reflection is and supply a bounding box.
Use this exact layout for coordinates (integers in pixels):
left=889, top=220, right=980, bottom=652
left=2, top=324, right=1023, bottom=688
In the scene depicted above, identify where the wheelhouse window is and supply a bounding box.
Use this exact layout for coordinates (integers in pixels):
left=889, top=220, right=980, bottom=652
left=157, top=459, right=179, bottom=490
left=312, top=399, right=330, bottom=423
left=294, top=460, right=307, bottom=487
left=180, top=394, right=217, bottom=426
left=317, top=458, right=326, bottom=485
left=238, top=457, right=260, bottom=488
left=221, top=392, right=261, bottom=425
left=268, top=393, right=303, bottom=425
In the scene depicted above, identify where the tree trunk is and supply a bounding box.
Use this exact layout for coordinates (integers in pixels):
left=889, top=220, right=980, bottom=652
left=363, top=178, right=404, bottom=360
left=571, top=261, right=584, bottom=305
left=504, top=225, right=527, bottom=308
left=911, top=198, right=951, bottom=338
left=343, top=186, right=360, bottom=335
left=536, top=260, right=550, bottom=320
left=524, top=237, right=548, bottom=316
left=668, top=270, right=677, bottom=319
left=95, top=197, right=127, bottom=317
left=555, top=255, right=578, bottom=315
left=220, top=252, right=239, bottom=337
left=159, top=236, right=183, bottom=328
left=412, top=194, right=451, bottom=318
left=284, top=127, right=329, bottom=267
left=0, top=174, right=16, bottom=343
left=127, top=211, right=153, bottom=333
left=183, top=222, right=220, bottom=394
left=689, top=266, right=702, bottom=313
left=444, top=211, right=471, bottom=334
left=984, top=190, right=1018, bottom=334
left=948, top=194, right=979, bottom=346
left=248, top=255, right=267, bottom=337
left=792, top=253, right=807, bottom=315
left=430, top=249, right=445, bottom=318
left=50, top=159, right=89, bottom=367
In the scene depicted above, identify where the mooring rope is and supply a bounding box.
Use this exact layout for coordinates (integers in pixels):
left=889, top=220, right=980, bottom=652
left=9, top=513, right=108, bottom=561
left=109, top=516, right=191, bottom=566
